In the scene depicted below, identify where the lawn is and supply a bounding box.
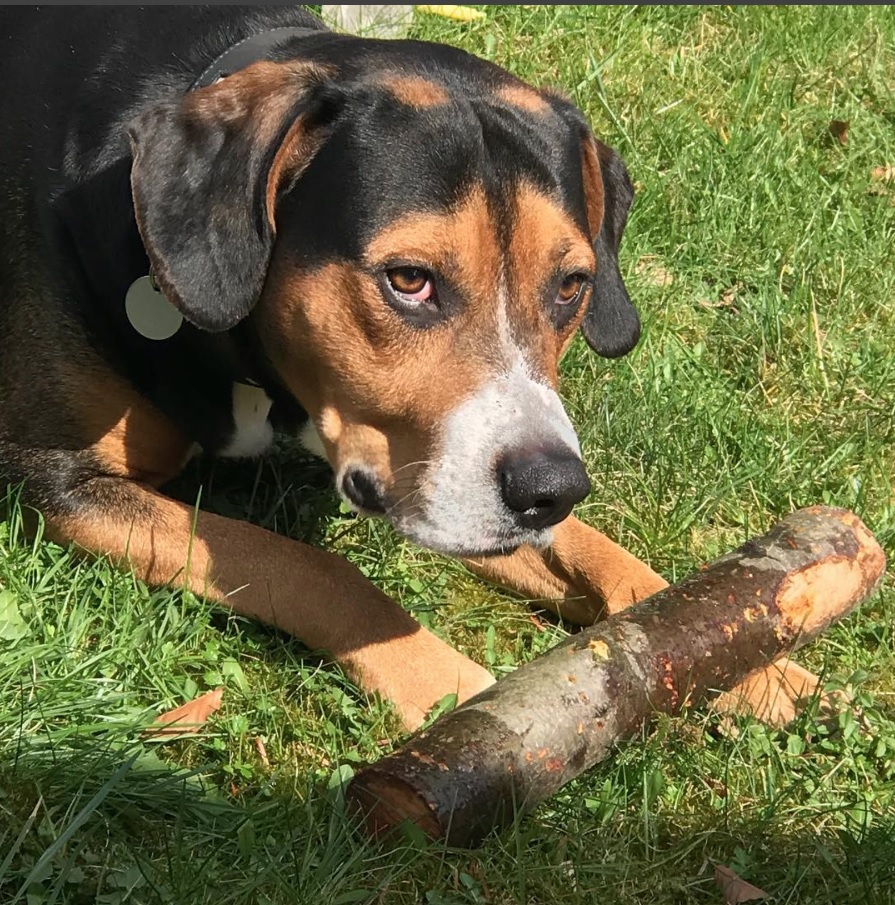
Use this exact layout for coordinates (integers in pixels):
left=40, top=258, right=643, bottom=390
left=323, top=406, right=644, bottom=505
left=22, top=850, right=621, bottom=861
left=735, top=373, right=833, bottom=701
left=2, top=5, right=895, bottom=903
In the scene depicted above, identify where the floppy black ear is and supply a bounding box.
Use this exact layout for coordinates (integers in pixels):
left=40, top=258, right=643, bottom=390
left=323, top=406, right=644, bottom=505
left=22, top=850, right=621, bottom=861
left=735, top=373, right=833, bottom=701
left=579, top=137, right=641, bottom=359
left=128, top=61, right=341, bottom=332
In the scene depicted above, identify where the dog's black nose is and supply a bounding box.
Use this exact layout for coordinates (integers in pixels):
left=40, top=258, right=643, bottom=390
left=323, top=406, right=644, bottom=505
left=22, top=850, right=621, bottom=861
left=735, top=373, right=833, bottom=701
left=342, top=469, right=386, bottom=514
left=498, top=446, right=591, bottom=530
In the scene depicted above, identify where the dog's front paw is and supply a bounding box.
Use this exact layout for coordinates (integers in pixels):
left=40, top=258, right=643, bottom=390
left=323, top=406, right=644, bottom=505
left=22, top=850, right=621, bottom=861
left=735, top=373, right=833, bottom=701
left=349, top=628, right=495, bottom=733
left=711, top=657, right=840, bottom=728
left=600, top=564, right=669, bottom=617
left=546, top=517, right=669, bottom=624
left=390, top=648, right=495, bottom=733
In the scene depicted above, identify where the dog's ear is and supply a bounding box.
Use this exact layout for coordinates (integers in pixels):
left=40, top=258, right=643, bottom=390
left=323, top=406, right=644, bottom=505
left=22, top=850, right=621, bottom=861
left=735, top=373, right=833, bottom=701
left=128, top=61, right=342, bottom=332
left=579, top=136, right=641, bottom=359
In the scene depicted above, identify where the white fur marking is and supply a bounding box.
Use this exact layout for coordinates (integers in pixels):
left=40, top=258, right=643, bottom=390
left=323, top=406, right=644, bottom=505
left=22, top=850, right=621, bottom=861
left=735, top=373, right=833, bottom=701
left=298, top=420, right=328, bottom=460
left=220, top=383, right=274, bottom=459
left=394, top=357, right=581, bottom=556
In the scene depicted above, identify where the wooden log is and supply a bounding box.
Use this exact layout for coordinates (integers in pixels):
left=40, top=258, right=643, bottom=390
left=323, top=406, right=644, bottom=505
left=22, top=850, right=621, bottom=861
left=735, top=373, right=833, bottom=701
left=348, top=507, right=885, bottom=847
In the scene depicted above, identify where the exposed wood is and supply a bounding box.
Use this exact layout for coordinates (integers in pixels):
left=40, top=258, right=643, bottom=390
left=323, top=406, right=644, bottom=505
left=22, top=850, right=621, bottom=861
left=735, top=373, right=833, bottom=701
left=348, top=507, right=885, bottom=847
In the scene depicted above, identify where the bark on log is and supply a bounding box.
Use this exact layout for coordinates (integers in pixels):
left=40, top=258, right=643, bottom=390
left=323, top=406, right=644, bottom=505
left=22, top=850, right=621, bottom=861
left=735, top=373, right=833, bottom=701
left=348, top=507, right=885, bottom=847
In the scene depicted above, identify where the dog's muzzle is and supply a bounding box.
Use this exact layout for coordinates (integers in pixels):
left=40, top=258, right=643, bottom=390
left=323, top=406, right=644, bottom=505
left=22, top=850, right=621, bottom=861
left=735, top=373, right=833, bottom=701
left=382, top=360, right=587, bottom=557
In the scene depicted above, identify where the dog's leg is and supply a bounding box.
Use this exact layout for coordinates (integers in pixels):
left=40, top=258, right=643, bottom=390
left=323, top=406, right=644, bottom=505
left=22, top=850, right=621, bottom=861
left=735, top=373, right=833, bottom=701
left=44, top=478, right=494, bottom=730
left=465, top=515, right=668, bottom=625
left=710, top=658, right=828, bottom=728
left=466, top=515, right=824, bottom=725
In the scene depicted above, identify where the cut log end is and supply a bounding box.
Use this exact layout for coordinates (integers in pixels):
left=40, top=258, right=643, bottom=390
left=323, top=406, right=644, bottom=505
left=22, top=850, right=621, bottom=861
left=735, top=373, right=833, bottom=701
left=773, top=508, right=885, bottom=640
left=349, top=772, right=439, bottom=840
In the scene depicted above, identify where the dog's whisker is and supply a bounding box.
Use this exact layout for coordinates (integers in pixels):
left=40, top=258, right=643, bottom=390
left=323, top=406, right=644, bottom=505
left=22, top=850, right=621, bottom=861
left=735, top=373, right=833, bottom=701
left=387, top=476, right=436, bottom=515
left=390, top=460, right=435, bottom=479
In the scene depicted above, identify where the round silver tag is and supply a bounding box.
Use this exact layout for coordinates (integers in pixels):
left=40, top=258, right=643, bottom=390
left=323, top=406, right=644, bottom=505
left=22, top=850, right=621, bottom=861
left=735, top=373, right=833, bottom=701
left=125, top=275, right=184, bottom=341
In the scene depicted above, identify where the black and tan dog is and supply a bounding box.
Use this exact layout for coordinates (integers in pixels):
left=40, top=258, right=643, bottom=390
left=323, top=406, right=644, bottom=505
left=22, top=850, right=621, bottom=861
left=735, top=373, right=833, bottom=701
left=0, top=6, right=816, bottom=729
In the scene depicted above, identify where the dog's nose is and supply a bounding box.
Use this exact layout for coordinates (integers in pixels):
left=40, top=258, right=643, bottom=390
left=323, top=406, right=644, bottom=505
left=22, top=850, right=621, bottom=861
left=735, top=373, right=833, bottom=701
left=498, top=446, right=591, bottom=530
left=342, top=468, right=386, bottom=514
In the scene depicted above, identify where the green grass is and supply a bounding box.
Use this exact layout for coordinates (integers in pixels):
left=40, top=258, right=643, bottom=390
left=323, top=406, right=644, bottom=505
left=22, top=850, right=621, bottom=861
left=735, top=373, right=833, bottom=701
left=3, top=5, right=895, bottom=903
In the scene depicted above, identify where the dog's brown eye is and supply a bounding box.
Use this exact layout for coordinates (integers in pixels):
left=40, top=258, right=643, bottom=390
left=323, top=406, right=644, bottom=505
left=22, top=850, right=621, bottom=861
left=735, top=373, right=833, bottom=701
left=380, top=265, right=449, bottom=329
left=386, top=267, right=435, bottom=302
left=556, top=274, right=588, bottom=306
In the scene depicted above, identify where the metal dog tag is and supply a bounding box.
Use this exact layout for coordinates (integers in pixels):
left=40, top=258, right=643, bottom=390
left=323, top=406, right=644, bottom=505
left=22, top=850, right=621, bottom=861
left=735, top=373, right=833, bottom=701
left=125, top=275, right=184, bottom=341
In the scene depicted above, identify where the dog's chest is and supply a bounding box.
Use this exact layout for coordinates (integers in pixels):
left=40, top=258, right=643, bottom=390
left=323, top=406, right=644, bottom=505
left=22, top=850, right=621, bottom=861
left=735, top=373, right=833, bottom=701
left=219, top=382, right=325, bottom=461
left=219, top=383, right=274, bottom=458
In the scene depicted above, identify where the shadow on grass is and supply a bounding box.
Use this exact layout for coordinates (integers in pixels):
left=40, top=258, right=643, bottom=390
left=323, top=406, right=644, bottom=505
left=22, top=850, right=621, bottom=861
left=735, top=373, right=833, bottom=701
left=163, top=442, right=340, bottom=550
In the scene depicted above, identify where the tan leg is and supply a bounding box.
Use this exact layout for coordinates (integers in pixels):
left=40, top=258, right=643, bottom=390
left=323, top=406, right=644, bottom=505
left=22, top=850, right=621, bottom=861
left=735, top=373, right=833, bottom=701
left=464, top=515, right=668, bottom=625
left=711, top=658, right=834, bottom=728
left=46, top=477, right=494, bottom=731
left=466, top=514, right=825, bottom=726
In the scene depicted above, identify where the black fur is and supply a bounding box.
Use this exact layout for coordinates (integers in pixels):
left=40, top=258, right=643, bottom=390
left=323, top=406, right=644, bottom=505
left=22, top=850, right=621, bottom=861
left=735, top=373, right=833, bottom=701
left=581, top=141, right=640, bottom=359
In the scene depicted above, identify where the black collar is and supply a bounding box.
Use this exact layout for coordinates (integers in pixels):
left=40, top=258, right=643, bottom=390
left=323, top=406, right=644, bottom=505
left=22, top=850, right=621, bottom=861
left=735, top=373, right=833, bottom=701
left=191, top=25, right=321, bottom=91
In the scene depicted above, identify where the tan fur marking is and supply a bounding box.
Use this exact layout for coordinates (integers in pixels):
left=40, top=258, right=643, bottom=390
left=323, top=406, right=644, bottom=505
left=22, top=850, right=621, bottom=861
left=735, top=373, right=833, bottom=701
left=496, top=83, right=550, bottom=114
left=579, top=137, right=606, bottom=241
left=379, top=74, right=450, bottom=108
left=189, top=60, right=333, bottom=127
left=60, top=363, right=192, bottom=486
left=266, top=116, right=325, bottom=228
left=473, top=544, right=573, bottom=600
left=90, top=407, right=192, bottom=487
left=548, top=516, right=668, bottom=618
left=363, top=190, right=500, bottom=277
left=511, top=184, right=595, bottom=278
left=712, top=658, right=829, bottom=728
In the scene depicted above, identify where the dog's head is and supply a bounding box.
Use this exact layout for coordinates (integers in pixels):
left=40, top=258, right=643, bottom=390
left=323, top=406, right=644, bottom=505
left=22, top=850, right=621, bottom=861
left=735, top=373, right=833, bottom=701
left=128, top=35, right=640, bottom=557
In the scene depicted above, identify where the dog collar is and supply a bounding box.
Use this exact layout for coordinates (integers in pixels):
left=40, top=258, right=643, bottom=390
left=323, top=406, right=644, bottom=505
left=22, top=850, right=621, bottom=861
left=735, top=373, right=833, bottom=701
left=191, top=25, right=321, bottom=90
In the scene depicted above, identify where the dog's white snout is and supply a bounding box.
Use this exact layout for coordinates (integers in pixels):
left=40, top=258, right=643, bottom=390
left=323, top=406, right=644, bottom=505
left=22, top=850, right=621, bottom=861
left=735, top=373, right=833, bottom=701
left=393, top=359, right=583, bottom=556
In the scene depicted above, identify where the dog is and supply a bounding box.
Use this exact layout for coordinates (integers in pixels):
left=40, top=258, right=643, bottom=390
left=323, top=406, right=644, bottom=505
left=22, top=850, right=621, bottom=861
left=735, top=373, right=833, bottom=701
left=0, top=6, right=819, bottom=730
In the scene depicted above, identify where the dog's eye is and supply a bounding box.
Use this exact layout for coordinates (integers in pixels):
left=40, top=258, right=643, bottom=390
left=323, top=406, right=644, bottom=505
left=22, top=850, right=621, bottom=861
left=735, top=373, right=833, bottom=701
left=549, top=272, right=592, bottom=330
left=386, top=267, right=436, bottom=304
left=378, top=265, right=457, bottom=328
left=555, top=274, right=589, bottom=307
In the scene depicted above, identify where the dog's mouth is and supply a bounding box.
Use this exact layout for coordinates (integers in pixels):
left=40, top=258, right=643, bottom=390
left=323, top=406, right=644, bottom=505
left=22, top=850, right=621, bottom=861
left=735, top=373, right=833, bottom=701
left=336, top=463, right=550, bottom=556
left=336, top=450, right=586, bottom=559
left=391, top=506, right=556, bottom=558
